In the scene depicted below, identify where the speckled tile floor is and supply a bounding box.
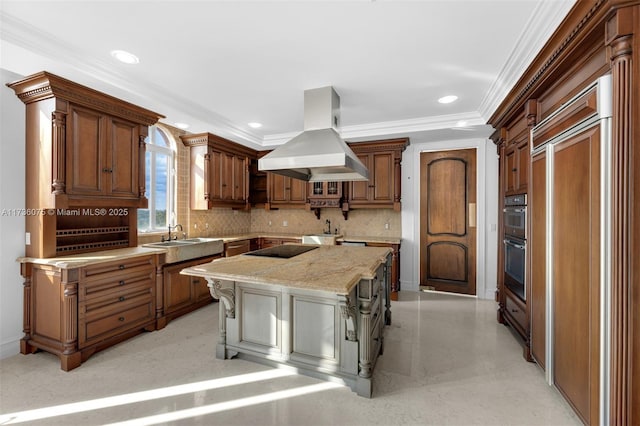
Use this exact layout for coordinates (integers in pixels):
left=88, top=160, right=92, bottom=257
left=0, top=291, right=579, bottom=425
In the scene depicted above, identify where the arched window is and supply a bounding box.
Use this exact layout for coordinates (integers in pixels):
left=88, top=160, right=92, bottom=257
left=138, top=126, right=175, bottom=232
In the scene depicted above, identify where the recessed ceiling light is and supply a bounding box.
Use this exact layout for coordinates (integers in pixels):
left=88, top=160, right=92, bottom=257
left=248, top=122, right=262, bottom=129
left=110, top=50, right=139, bottom=64
left=174, top=122, right=190, bottom=129
left=438, top=95, right=458, bottom=104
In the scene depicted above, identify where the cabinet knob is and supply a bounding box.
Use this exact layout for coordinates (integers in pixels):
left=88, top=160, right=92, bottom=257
left=119, top=265, right=125, bottom=270
left=368, top=185, right=375, bottom=188
left=119, top=296, right=125, bottom=302
left=193, top=279, right=200, bottom=284
left=102, top=168, right=113, bottom=173
left=118, top=317, right=125, bottom=322
left=119, top=280, right=125, bottom=286
left=512, top=168, right=517, bottom=172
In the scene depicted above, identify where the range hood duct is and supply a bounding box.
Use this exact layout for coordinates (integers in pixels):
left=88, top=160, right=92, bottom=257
left=258, top=87, right=369, bottom=182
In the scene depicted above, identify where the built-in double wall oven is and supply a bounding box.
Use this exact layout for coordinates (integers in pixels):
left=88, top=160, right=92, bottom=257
left=503, top=194, right=526, bottom=301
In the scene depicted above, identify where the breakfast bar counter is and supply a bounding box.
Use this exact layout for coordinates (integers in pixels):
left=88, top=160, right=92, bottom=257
left=181, top=245, right=392, bottom=397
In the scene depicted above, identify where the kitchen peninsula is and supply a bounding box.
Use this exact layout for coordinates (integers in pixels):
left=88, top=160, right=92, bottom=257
left=181, top=244, right=392, bottom=397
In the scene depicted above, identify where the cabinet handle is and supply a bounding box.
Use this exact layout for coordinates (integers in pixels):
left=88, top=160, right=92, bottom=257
left=102, top=168, right=113, bottom=173
left=511, top=308, right=518, bottom=313
left=222, top=184, right=227, bottom=187
left=118, top=317, right=125, bottom=322
left=119, top=280, right=125, bottom=286
left=193, top=279, right=200, bottom=284
left=119, top=296, right=125, bottom=302
left=119, top=265, right=125, bottom=270
left=512, top=168, right=517, bottom=172
left=368, top=185, right=375, bottom=188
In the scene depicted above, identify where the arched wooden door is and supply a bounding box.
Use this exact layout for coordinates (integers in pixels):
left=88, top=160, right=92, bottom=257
left=420, top=149, right=477, bottom=295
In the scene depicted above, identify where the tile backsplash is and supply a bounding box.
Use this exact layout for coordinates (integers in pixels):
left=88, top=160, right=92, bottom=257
left=250, top=208, right=401, bottom=238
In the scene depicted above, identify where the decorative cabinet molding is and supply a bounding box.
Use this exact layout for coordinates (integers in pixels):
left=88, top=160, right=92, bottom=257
left=7, top=71, right=164, bottom=258
left=181, top=132, right=257, bottom=210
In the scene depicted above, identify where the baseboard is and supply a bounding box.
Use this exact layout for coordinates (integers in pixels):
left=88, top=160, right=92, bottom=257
left=1, top=337, right=21, bottom=360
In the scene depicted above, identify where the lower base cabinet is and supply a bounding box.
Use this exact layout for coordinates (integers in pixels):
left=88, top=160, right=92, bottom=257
left=20, top=254, right=159, bottom=371
left=157, top=255, right=221, bottom=328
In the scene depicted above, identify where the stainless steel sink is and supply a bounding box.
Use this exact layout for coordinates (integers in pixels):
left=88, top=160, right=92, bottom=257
left=142, top=238, right=223, bottom=263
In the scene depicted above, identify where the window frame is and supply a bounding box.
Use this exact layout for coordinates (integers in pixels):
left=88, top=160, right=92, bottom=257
left=139, top=125, right=176, bottom=233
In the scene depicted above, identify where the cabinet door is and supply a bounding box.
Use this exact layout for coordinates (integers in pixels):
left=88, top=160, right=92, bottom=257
left=164, top=265, right=193, bottom=314
left=516, top=140, right=529, bottom=193
left=220, top=152, right=234, bottom=201
left=349, top=154, right=370, bottom=202
left=232, top=155, right=247, bottom=202
left=108, top=117, right=139, bottom=198
left=192, top=276, right=212, bottom=303
left=269, top=174, right=306, bottom=205
left=208, top=151, right=223, bottom=201
left=189, top=145, right=209, bottom=210
left=67, top=105, right=106, bottom=196
left=504, top=146, right=517, bottom=194
left=372, top=152, right=394, bottom=203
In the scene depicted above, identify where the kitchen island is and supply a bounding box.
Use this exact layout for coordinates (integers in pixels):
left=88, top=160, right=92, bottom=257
left=181, top=244, right=392, bottom=397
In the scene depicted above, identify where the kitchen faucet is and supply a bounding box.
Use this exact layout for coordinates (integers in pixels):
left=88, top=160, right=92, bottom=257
left=324, top=219, right=331, bottom=235
left=162, top=224, right=184, bottom=242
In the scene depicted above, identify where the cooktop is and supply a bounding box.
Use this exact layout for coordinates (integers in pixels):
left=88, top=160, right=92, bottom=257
left=244, top=245, right=318, bottom=259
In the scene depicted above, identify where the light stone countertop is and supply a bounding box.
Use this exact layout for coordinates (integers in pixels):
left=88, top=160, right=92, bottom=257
left=17, top=246, right=166, bottom=269
left=181, top=245, right=391, bottom=295
left=209, top=233, right=401, bottom=245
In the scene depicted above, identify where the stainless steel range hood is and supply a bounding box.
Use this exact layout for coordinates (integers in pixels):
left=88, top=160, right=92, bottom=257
left=258, top=87, right=369, bottom=182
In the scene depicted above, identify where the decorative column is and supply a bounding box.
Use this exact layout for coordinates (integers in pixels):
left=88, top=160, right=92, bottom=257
left=138, top=134, right=147, bottom=198
left=51, top=111, right=66, bottom=195
left=605, top=7, right=635, bottom=425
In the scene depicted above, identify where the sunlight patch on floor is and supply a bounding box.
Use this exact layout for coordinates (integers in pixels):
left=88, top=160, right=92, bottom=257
left=0, top=369, right=295, bottom=424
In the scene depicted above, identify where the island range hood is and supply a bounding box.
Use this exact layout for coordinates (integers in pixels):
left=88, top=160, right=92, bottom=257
left=258, top=86, right=369, bottom=182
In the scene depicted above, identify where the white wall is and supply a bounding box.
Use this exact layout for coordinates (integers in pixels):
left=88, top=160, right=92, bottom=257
left=400, top=136, right=499, bottom=299
left=0, top=69, right=26, bottom=358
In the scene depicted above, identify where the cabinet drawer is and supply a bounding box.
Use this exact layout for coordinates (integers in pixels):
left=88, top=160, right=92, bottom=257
left=80, top=256, right=155, bottom=282
left=79, top=268, right=155, bottom=302
left=79, top=298, right=154, bottom=347
left=80, top=281, right=154, bottom=317
left=225, top=240, right=250, bottom=257
left=505, top=291, right=528, bottom=332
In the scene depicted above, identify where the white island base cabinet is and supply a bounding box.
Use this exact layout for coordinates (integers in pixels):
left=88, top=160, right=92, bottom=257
left=205, top=265, right=386, bottom=398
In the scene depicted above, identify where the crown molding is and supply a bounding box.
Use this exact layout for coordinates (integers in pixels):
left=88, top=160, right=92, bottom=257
left=0, top=11, right=263, bottom=147
left=478, top=0, right=576, bottom=121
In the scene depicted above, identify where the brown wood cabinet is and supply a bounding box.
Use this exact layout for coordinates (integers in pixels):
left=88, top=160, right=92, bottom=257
left=21, top=254, right=159, bottom=371
left=7, top=72, right=163, bottom=258
left=503, top=117, right=529, bottom=196
left=181, top=132, right=257, bottom=210
left=489, top=2, right=640, bottom=423
left=266, top=174, right=308, bottom=208
left=259, top=237, right=301, bottom=248
left=345, top=139, right=408, bottom=212
left=158, top=255, right=221, bottom=328
left=224, top=239, right=251, bottom=257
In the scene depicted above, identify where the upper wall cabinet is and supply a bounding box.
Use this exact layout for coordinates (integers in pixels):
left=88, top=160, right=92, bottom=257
left=266, top=173, right=308, bottom=209
left=180, top=132, right=257, bottom=210
left=7, top=71, right=164, bottom=209
left=8, top=71, right=164, bottom=258
left=345, top=138, right=409, bottom=211
left=502, top=116, right=530, bottom=196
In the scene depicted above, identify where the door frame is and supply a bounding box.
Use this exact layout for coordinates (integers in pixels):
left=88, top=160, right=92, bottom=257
left=402, top=137, right=498, bottom=300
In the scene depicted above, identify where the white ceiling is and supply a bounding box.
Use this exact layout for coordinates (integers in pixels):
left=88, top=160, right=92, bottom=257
left=1, top=0, right=575, bottom=149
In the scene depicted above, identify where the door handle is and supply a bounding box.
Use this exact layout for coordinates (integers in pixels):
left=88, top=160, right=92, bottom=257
left=469, top=203, right=476, bottom=228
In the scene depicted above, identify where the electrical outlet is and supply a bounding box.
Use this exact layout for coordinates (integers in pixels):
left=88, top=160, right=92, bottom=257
left=25, top=232, right=31, bottom=245
left=205, top=223, right=209, bottom=229
left=384, top=223, right=390, bottom=230
left=283, top=221, right=288, bottom=227
left=268, top=220, right=272, bottom=226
